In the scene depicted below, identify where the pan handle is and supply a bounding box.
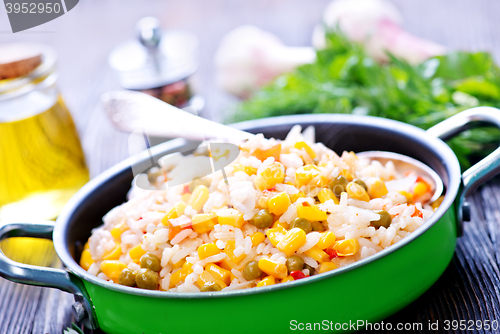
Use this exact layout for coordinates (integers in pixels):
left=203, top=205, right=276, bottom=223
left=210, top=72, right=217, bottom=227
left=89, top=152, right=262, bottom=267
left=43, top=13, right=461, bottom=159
left=427, top=106, right=500, bottom=233
left=0, top=221, right=97, bottom=329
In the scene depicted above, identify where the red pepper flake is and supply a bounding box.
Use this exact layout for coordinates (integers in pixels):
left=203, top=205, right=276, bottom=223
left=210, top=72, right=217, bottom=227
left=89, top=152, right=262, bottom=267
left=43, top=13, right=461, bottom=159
left=264, top=187, right=277, bottom=193
left=138, top=217, right=143, bottom=220
left=182, top=185, right=190, bottom=194
left=325, top=249, right=338, bottom=259
left=290, top=270, right=307, bottom=280
left=302, top=202, right=311, bottom=207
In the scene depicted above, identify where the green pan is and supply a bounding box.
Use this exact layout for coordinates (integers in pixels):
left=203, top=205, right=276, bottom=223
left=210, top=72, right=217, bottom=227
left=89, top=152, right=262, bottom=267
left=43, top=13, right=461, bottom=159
left=1, top=107, right=500, bottom=333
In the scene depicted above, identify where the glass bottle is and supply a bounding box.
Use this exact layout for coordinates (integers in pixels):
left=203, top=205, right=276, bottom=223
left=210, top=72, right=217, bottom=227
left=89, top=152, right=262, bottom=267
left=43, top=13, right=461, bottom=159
left=0, top=43, right=89, bottom=222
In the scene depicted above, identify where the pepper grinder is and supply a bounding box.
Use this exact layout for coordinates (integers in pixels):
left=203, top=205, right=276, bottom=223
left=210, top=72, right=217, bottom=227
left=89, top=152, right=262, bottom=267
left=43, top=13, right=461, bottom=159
left=109, top=17, right=203, bottom=111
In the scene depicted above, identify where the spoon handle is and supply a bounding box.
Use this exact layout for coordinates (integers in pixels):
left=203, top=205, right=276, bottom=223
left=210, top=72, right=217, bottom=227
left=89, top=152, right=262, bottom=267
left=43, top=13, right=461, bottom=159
left=102, top=90, right=254, bottom=142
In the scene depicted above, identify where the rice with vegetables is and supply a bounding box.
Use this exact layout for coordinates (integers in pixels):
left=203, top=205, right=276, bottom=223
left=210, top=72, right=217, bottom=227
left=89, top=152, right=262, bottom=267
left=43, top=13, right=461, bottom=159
left=80, top=125, right=437, bottom=292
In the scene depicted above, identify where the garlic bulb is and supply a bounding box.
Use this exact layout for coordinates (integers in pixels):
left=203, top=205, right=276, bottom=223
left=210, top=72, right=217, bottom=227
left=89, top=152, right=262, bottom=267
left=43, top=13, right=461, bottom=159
left=313, top=0, right=446, bottom=64
left=215, top=25, right=316, bottom=98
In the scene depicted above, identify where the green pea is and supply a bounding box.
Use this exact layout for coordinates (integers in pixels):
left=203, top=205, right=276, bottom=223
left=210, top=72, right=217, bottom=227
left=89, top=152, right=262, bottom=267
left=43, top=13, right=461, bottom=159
left=353, top=179, right=367, bottom=191
left=370, top=210, right=392, bottom=229
left=147, top=167, right=162, bottom=184
left=251, top=209, right=274, bottom=229
left=118, top=268, right=136, bottom=287
left=200, top=282, right=222, bottom=292
left=290, top=218, right=312, bottom=234
left=311, top=221, right=325, bottom=232
left=189, top=178, right=211, bottom=193
left=286, top=255, right=305, bottom=273
left=329, top=176, right=348, bottom=196
left=243, top=261, right=263, bottom=281
left=135, top=268, right=159, bottom=290
left=304, top=263, right=315, bottom=276
left=140, top=253, right=162, bottom=272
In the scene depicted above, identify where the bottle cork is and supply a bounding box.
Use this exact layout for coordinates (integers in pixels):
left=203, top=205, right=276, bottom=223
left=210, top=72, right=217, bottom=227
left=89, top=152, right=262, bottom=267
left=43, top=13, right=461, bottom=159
left=0, top=43, right=43, bottom=80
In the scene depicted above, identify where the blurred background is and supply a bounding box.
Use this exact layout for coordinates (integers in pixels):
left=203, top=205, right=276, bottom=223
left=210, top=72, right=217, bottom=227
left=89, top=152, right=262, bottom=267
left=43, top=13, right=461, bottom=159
left=2, top=0, right=500, bottom=178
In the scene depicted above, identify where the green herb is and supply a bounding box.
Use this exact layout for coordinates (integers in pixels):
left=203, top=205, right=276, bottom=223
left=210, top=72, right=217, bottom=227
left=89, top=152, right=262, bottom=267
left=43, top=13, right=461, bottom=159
left=63, top=323, right=85, bottom=334
left=231, top=32, right=500, bottom=169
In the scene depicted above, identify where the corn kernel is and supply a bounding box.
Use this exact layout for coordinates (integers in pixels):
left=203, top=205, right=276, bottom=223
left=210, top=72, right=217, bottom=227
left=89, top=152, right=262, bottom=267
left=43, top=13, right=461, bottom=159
left=340, top=169, right=354, bottom=181
left=297, top=204, right=327, bottom=221
left=103, top=244, right=122, bottom=261
left=254, top=162, right=285, bottom=191
left=169, top=270, right=183, bottom=288
left=192, top=213, right=217, bottom=234
left=100, top=260, right=127, bottom=280
left=188, top=185, right=210, bottom=212
left=346, top=182, right=370, bottom=202
left=277, top=228, right=307, bottom=256
left=367, top=178, right=388, bottom=198
left=272, top=221, right=289, bottom=229
left=266, top=226, right=287, bottom=247
left=294, top=165, right=321, bottom=188
left=198, top=243, right=221, bottom=260
left=110, top=222, right=128, bottom=239
left=172, top=258, right=186, bottom=269
left=129, top=244, right=146, bottom=260
left=218, top=209, right=245, bottom=228
left=181, top=262, right=193, bottom=275
left=257, top=276, right=276, bottom=287
left=80, top=249, right=94, bottom=271
left=311, top=176, right=329, bottom=189
left=399, top=191, right=414, bottom=203
left=317, top=188, right=339, bottom=204
left=205, top=263, right=232, bottom=286
left=318, top=261, right=338, bottom=274
left=250, top=232, right=266, bottom=246
left=169, top=262, right=193, bottom=288
left=162, top=202, right=187, bottom=225
left=258, top=258, right=287, bottom=279
left=224, top=240, right=246, bottom=264
left=333, top=239, right=360, bottom=256
left=254, top=144, right=281, bottom=162
left=244, top=166, right=258, bottom=176
left=294, top=141, right=316, bottom=159
left=84, top=241, right=90, bottom=250
left=267, top=192, right=291, bottom=216
left=316, top=231, right=336, bottom=249
left=197, top=270, right=227, bottom=289
left=413, top=181, right=430, bottom=198
left=290, top=191, right=306, bottom=203
left=281, top=275, right=295, bottom=283
left=304, top=246, right=329, bottom=263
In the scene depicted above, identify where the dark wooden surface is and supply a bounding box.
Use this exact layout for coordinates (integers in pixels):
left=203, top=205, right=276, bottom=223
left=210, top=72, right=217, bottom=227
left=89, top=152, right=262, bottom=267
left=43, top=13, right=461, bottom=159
left=1, top=0, right=500, bottom=333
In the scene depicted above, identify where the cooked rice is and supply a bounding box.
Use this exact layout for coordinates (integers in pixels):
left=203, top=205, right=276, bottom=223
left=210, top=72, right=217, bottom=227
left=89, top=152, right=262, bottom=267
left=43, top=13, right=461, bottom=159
left=81, top=125, right=436, bottom=292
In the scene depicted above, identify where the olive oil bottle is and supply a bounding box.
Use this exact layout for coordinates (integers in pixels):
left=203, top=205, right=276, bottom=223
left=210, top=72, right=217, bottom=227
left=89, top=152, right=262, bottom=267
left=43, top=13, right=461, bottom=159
left=0, top=43, right=89, bottom=265
left=0, top=96, right=89, bottom=221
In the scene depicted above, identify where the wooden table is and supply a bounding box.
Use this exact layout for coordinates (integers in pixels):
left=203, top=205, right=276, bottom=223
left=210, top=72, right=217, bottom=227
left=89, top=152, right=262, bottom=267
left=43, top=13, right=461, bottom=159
left=1, top=0, right=500, bottom=333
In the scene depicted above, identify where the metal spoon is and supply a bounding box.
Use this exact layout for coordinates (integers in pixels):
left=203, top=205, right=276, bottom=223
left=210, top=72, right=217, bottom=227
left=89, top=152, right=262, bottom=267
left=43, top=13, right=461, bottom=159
left=102, top=90, right=443, bottom=202
left=356, top=151, right=443, bottom=203
left=101, top=90, right=254, bottom=142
